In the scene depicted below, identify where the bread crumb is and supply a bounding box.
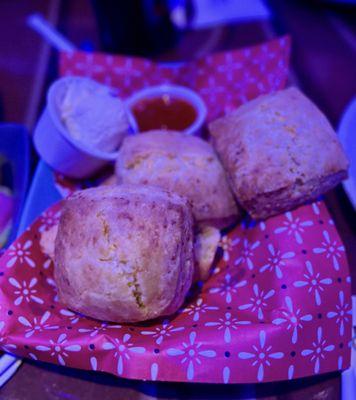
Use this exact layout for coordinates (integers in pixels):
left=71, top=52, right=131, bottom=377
left=40, top=225, right=58, bottom=259
left=194, top=226, right=221, bottom=281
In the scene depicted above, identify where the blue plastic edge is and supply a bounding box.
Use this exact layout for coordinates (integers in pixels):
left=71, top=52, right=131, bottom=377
left=18, top=160, right=61, bottom=236
left=0, top=124, right=30, bottom=244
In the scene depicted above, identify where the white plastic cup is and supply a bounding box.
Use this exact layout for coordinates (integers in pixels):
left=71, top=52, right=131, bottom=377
left=33, top=76, right=134, bottom=179
left=124, top=84, right=207, bottom=136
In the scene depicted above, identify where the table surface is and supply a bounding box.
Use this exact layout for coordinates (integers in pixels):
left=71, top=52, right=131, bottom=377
left=0, top=0, right=355, bottom=399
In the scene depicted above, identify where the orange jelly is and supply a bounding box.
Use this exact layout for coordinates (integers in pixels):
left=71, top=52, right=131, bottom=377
left=131, top=94, right=197, bottom=132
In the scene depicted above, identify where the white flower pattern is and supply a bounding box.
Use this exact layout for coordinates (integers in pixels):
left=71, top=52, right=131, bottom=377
left=18, top=311, right=59, bottom=337
left=234, top=239, right=260, bottom=270
left=9, top=277, right=43, bottom=305
left=313, top=230, right=345, bottom=271
left=6, top=241, right=35, bottom=268
left=259, top=244, right=295, bottom=278
left=113, top=59, right=142, bottom=78
left=36, top=333, right=81, bottom=366
left=205, top=312, right=251, bottom=343
left=78, top=322, right=121, bottom=337
left=141, top=320, right=184, bottom=344
left=272, top=296, right=313, bottom=344
left=182, top=298, right=219, bottom=322
left=46, top=278, right=58, bottom=302
left=301, top=327, right=335, bottom=373
left=38, top=210, right=61, bottom=233
left=102, top=334, right=145, bottom=375
left=59, top=309, right=81, bottom=324
left=274, top=212, right=313, bottom=244
left=167, top=332, right=216, bottom=380
left=209, top=273, right=247, bottom=304
left=200, top=77, right=225, bottom=104
left=238, top=331, right=284, bottom=382
left=219, top=236, right=240, bottom=262
left=326, top=291, right=352, bottom=336
left=217, top=53, right=242, bottom=81
left=293, top=261, right=332, bottom=305
left=238, top=284, right=275, bottom=320
left=74, top=58, right=104, bottom=77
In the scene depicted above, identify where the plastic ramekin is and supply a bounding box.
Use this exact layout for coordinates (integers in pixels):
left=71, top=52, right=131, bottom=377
left=33, top=76, right=133, bottom=179
left=124, top=84, right=207, bottom=136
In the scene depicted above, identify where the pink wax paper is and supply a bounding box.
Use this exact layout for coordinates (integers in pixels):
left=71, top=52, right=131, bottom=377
left=0, top=37, right=352, bottom=384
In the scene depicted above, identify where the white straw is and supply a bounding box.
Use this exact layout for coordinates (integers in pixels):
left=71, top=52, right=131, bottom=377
left=0, top=354, right=18, bottom=374
left=0, top=356, right=22, bottom=387
left=27, top=13, right=76, bottom=52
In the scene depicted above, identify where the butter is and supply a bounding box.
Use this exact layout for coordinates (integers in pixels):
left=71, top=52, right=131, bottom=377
left=60, top=78, right=129, bottom=153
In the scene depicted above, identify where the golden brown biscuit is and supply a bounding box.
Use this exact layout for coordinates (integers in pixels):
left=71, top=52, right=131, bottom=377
left=54, top=184, right=194, bottom=323
left=209, top=87, right=349, bottom=219
left=115, top=130, right=239, bottom=228
left=194, top=225, right=221, bottom=281
left=42, top=221, right=218, bottom=286
left=40, top=225, right=58, bottom=260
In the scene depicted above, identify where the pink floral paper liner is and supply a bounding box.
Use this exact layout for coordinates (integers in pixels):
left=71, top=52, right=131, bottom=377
left=59, top=36, right=291, bottom=122
left=0, top=37, right=351, bottom=384
left=0, top=199, right=351, bottom=383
